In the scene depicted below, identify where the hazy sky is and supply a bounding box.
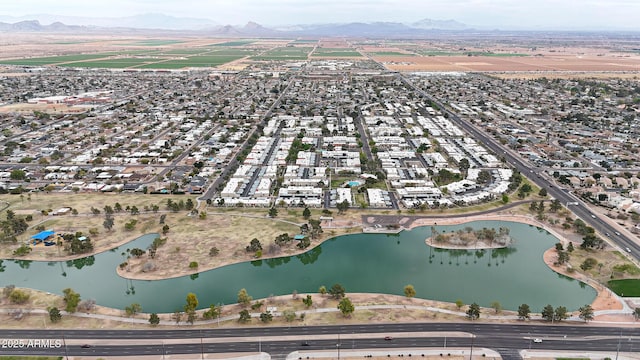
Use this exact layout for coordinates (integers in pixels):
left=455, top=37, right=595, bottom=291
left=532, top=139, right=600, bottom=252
left=2, top=0, right=639, bottom=30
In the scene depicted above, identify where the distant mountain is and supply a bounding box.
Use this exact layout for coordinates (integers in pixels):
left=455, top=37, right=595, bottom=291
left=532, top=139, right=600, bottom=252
left=411, top=18, right=469, bottom=30
left=0, top=20, right=84, bottom=32
left=0, top=15, right=473, bottom=37
left=0, top=13, right=218, bottom=30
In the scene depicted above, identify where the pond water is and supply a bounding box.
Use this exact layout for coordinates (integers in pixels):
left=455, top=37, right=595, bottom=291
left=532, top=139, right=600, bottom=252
left=0, top=220, right=596, bottom=313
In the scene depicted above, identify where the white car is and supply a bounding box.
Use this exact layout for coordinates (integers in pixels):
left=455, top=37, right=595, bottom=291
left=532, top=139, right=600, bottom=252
left=533, top=338, right=543, bottom=343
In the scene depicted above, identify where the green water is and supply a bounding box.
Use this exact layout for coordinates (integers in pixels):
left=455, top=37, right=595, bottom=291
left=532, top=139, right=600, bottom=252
left=0, top=221, right=596, bottom=313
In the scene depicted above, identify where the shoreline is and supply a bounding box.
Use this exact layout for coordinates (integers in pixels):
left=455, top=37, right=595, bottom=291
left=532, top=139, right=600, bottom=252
left=2, top=212, right=631, bottom=321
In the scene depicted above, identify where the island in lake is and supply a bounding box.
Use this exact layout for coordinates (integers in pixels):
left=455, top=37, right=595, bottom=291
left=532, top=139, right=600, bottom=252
left=426, top=226, right=513, bottom=250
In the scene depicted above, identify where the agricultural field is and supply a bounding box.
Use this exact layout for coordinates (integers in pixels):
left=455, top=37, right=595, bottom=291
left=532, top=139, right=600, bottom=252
left=291, top=39, right=318, bottom=44
left=57, top=57, right=167, bottom=68
left=211, top=40, right=256, bottom=46
left=368, top=51, right=416, bottom=56
left=156, top=48, right=215, bottom=55
left=312, top=48, right=362, bottom=57
left=136, top=54, right=247, bottom=69
left=123, top=39, right=184, bottom=46
left=0, top=54, right=111, bottom=66
left=250, top=47, right=313, bottom=60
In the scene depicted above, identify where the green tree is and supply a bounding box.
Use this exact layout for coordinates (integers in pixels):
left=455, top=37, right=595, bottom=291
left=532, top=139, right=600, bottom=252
left=634, top=307, right=640, bottom=320
left=260, top=311, right=273, bottom=323
left=336, top=200, right=350, bottom=214
left=283, top=309, right=296, bottom=322
left=246, top=238, right=262, bottom=252
left=329, top=283, right=346, bottom=299
left=9, top=289, right=30, bottom=304
left=303, top=207, right=311, bottom=219
left=48, top=307, right=62, bottom=323
left=318, top=285, right=327, bottom=295
left=237, top=288, right=253, bottom=306
left=149, top=313, right=160, bottom=326
left=466, top=303, right=481, bottom=320
left=490, top=301, right=502, bottom=314
left=404, top=284, right=416, bottom=298
left=541, top=304, right=554, bottom=321
left=578, top=304, right=594, bottom=322
left=538, top=188, right=547, bottom=197
left=162, top=224, right=170, bottom=235
left=268, top=207, right=278, bottom=218
left=125, top=303, right=142, bottom=317
left=550, top=199, right=562, bottom=212
left=62, top=288, right=81, bottom=313
left=501, top=193, right=509, bottom=204
left=518, top=304, right=531, bottom=320
left=458, top=158, right=470, bottom=176
left=455, top=299, right=464, bottom=310
left=337, top=297, right=354, bottom=317
left=302, top=294, right=313, bottom=307
left=203, top=304, right=221, bottom=320
left=554, top=306, right=568, bottom=322
left=184, top=292, right=199, bottom=313
left=238, top=309, right=251, bottom=323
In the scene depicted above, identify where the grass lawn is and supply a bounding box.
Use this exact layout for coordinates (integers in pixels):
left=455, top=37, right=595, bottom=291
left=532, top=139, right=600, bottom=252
left=607, top=279, right=640, bottom=296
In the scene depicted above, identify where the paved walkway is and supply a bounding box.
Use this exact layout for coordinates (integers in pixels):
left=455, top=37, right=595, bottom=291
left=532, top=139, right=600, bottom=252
left=2, top=302, right=636, bottom=326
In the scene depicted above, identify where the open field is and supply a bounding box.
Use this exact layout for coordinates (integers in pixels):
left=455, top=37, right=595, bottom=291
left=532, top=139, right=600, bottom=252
left=122, top=40, right=185, bottom=46
left=251, top=47, right=313, bottom=61
left=0, top=54, right=112, bottom=66
left=376, top=55, right=640, bottom=72
left=311, top=48, right=362, bottom=57
left=211, top=40, right=256, bottom=47
left=136, top=55, right=248, bottom=69
left=57, top=57, right=168, bottom=68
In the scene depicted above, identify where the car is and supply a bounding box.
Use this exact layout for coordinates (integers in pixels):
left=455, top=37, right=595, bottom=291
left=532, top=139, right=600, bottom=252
left=384, top=336, right=393, bottom=341
left=615, top=231, right=621, bottom=236
left=301, top=341, right=310, bottom=346
left=533, top=338, right=543, bottom=343
left=81, top=344, right=92, bottom=348
left=626, top=247, right=632, bottom=253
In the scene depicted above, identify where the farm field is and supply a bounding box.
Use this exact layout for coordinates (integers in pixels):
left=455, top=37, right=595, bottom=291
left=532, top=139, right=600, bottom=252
left=136, top=54, right=248, bottom=68
left=0, top=54, right=112, bottom=66
left=375, top=54, right=640, bottom=72
left=123, top=39, right=185, bottom=46
left=56, top=57, right=167, bottom=68
left=211, top=40, right=256, bottom=46
left=312, top=48, right=362, bottom=57
left=251, top=47, right=313, bottom=60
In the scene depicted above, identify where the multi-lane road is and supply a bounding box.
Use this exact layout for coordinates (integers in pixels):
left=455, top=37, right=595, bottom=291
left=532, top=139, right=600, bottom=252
left=1, top=322, right=638, bottom=359
left=398, top=75, right=639, bottom=263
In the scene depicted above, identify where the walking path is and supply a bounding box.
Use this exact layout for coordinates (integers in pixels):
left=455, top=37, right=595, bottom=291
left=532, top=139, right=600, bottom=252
left=2, top=302, right=636, bottom=327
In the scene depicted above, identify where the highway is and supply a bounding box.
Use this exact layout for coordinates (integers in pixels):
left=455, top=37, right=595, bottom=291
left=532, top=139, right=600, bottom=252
left=397, top=75, right=640, bottom=263
left=1, top=323, right=638, bottom=358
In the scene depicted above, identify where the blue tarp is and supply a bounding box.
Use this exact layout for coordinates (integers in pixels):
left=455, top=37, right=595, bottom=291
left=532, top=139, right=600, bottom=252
left=31, top=230, right=55, bottom=241
left=294, top=234, right=306, bottom=240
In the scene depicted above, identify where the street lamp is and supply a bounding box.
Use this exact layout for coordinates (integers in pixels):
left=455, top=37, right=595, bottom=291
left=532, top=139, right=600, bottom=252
left=469, top=334, right=475, bottom=360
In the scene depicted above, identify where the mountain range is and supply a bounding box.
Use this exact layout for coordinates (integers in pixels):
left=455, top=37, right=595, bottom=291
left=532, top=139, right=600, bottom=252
left=0, top=13, right=472, bottom=37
